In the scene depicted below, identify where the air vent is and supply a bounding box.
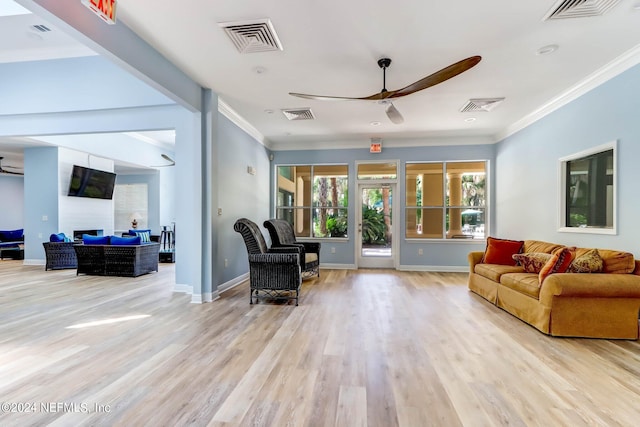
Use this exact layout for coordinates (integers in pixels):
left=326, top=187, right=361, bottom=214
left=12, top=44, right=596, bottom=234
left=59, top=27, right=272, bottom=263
left=282, top=108, right=315, bottom=121
left=31, top=24, right=51, bottom=32
left=219, top=19, right=283, bottom=53
left=543, top=0, right=621, bottom=20
left=460, top=98, right=505, bottom=113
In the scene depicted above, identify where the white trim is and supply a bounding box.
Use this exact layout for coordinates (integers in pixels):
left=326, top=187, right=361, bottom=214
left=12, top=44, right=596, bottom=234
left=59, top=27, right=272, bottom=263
left=23, top=259, right=45, bottom=266
left=497, top=45, right=640, bottom=142
left=558, top=227, right=616, bottom=235
left=191, top=293, right=203, bottom=304
left=397, top=264, right=468, bottom=273
left=320, top=263, right=356, bottom=270
left=218, top=272, right=249, bottom=294
left=218, top=98, right=270, bottom=148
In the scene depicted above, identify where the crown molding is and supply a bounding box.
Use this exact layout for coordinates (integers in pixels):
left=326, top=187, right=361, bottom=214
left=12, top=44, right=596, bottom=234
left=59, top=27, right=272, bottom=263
left=495, top=44, right=640, bottom=142
left=217, top=99, right=270, bottom=148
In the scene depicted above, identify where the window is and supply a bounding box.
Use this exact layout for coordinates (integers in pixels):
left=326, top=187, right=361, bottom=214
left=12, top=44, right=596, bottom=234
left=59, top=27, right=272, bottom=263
left=405, top=161, right=487, bottom=239
left=113, top=183, right=148, bottom=232
left=559, top=141, right=616, bottom=234
left=276, top=165, right=348, bottom=238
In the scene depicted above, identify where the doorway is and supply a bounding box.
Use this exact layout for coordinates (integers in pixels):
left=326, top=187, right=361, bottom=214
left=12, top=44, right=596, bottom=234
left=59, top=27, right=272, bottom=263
left=357, top=183, right=396, bottom=268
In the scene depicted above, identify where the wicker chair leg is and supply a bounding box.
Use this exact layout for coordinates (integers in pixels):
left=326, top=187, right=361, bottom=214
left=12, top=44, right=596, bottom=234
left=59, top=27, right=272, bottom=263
left=250, top=289, right=254, bottom=304
left=295, top=289, right=299, bottom=306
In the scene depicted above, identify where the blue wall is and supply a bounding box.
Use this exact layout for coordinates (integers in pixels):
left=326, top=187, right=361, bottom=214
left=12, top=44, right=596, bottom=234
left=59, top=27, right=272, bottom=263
left=496, top=63, right=640, bottom=257
left=218, top=114, right=271, bottom=283
left=273, top=142, right=496, bottom=269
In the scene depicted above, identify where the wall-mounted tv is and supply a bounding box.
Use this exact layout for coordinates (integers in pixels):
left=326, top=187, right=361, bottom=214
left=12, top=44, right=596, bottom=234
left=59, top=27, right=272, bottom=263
left=68, top=165, right=116, bottom=200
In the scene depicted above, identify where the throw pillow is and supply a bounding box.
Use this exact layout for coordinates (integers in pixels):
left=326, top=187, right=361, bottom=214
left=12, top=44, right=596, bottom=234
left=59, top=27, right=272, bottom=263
left=539, top=247, right=574, bottom=284
left=482, top=237, right=524, bottom=266
left=49, top=233, right=65, bottom=242
left=129, top=229, right=151, bottom=235
left=110, top=235, right=142, bottom=246
left=512, top=252, right=553, bottom=273
left=82, top=234, right=110, bottom=245
left=569, top=248, right=604, bottom=273
left=133, top=231, right=151, bottom=243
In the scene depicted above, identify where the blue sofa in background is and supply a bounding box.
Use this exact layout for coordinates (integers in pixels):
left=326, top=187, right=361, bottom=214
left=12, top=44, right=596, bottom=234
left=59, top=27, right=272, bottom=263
left=0, top=229, right=24, bottom=260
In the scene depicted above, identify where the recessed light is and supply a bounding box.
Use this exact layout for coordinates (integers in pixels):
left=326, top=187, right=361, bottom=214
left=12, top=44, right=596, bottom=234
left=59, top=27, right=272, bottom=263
left=536, top=44, right=559, bottom=55
left=253, top=66, right=267, bottom=75
left=370, top=121, right=381, bottom=126
left=464, top=117, right=477, bottom=123
left=264, top=109, right=274, bottom=114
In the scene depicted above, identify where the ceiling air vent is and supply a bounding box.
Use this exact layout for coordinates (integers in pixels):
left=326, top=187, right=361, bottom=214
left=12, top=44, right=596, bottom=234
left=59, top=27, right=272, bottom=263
left=31, top=24, right=51, bottom=32
left=543, top=0, right=621, bottom=20
left=459, top=98, right=505, bottom=113
left=282, top=108, right=315, bottom=121
left=219, top=19, right=283, bottom=54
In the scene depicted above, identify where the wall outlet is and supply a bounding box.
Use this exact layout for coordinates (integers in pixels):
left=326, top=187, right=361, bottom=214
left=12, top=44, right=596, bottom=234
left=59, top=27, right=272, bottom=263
left=42, top=215, right=48, bottom=221
left=38, top=233, right=43, bottom=239
left=217, top=208, right=222, bottom=216
left=331, top=247, right=336, bottom=254
left=224, top=258, right=228, bottom=267
left=418, top=248, right=423, bottom=255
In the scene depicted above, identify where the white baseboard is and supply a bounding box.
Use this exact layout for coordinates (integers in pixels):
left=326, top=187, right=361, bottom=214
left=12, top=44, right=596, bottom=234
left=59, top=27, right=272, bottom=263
left=23, top=259, right=45, bottom=266
left=320, top=263, right=356, bottom=270
left=174, top=284, right=193, bottom=294
left=192, top=291, right=219, bottom=304
left=218, top=272, right=249, bottom=294
left=397, top=265, right=468, bottom=273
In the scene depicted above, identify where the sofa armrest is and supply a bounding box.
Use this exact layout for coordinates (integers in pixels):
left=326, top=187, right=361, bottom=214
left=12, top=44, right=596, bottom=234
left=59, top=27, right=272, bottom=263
left=468, top=251, right=484, bottom=274
left=539, top=273, right=640, bottom=304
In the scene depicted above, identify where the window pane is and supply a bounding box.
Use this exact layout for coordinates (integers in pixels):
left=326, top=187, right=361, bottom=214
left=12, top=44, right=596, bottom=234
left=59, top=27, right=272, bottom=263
left=566, top=149, right=613, bottom=228
left=357, top=162, right=397, bottom=180
left=276, top=207, right=311, bottom=237
left=447, top=208, right=485, bottom=239
left=277, top=165, right=311, bottom=209
left=313, top=165, right=348, bottom=208
left=406, top=208, right=443, bottom=238
left=313, top=208, right=348, bottom=238
left=406, top=163, right=443, bottom=207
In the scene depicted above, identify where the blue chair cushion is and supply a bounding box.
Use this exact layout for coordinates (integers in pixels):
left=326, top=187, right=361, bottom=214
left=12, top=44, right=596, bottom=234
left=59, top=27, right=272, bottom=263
left=82, top=234, right=110, bottom=245
left=49, top=233, right=66, bottom=242
left=110, top=235, right=141, bottom=245
left=0, top=229, right=24, bottom=241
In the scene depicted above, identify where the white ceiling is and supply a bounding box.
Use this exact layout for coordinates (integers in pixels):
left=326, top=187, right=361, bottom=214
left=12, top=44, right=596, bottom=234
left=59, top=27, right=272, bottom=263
left=2, top=0, right=640, bottom=162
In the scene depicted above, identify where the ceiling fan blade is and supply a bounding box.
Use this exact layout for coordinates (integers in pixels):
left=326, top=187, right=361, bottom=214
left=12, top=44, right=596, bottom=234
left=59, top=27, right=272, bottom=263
left=388, top=56, right=482, bottom=98
left=385, top=103, right=404, bottom=124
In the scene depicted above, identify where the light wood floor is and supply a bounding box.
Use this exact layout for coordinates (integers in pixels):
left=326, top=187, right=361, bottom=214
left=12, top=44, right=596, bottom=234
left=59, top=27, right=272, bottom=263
left=1, top=261, right=639, bottom=427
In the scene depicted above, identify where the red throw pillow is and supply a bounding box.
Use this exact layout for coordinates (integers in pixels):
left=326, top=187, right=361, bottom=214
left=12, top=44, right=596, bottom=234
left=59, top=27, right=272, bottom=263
left=482, top=237, right=525, bottom=266
left=539, top=247, right=574, bottom=284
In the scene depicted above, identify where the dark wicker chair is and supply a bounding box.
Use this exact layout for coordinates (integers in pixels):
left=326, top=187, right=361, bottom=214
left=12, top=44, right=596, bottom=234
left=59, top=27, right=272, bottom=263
left=43, top=242, right=78, bottom=270
left=234, top=218, right=302, bottom=305
left=74, top=243, right=160, bottom=277
left=263, top=218, right=321, bottom=278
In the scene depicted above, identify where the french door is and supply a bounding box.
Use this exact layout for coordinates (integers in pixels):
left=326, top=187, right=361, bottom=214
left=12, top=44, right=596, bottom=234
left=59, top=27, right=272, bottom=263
left=356, top=183, right=397, bottom=268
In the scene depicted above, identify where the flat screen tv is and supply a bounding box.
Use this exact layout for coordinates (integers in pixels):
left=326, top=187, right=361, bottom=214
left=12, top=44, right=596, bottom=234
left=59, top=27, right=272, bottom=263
left=67, top=165, right=116, bottom=200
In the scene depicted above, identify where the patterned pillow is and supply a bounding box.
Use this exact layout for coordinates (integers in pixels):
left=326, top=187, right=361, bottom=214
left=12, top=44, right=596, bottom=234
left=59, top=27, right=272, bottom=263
left=569, top=248, right=603, bottom=273
left=133, top=231, right=151, bottom=243
left=482, top=237, right=524, bottom=266
left=512, top=252, right=553, bottom=273
left=539, top=247, right=574, bottom=284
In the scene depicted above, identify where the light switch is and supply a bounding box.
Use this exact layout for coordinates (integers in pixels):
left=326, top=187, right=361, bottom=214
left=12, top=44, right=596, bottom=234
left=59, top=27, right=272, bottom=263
left=42, top=215, right=48, bottom=221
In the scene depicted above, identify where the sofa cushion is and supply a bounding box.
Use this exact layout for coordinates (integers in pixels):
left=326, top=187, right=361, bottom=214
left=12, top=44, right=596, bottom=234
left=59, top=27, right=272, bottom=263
left=523, top=240, right=565, bottom=254
left=475, top=263, right=524, bottom=282
left=500, top=273, right=542, bottom=299
left=539, top=247, right=574, bottom=284
left=0, top=229, right=23, bottom=241
left=590, top=249, right=635, bottom=274
left=512, top=252, right=553, bottom=273
left=110, top=235, right=142, bottom=245
left=482, top=237, right=524, bottom=266
left=83, top=234, right=110, bottom=245
left=568, top=248, right=604, bottom=273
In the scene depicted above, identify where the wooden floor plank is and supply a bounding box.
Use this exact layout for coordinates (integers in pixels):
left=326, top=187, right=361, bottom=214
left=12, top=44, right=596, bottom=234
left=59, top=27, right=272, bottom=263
left=1, top=261, right=639, bottom=426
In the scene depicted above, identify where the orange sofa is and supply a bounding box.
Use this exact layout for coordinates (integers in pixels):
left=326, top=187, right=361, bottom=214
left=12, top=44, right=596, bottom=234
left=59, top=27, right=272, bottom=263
left=468, top=240, right=640, bottom=339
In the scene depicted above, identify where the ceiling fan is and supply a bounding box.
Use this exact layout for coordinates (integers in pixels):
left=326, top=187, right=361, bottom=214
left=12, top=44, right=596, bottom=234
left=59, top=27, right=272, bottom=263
left=290, top=55, right=481, bottom=124
left=0, top=157, right=23, bottom=175
left=151, top=154, right=175, bottom=167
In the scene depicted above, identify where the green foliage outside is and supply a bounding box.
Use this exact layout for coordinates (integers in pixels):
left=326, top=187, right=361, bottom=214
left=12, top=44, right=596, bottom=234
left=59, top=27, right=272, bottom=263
left=362, top=206, right=387, bottom=245
left=326, top=215, right=348, bottom=237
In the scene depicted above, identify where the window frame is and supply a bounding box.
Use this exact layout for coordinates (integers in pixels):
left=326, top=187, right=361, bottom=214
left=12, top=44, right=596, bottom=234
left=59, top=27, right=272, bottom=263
left=558, top=140, right=617, bottom=235
left=404, top=160, right=489, bottom=241
left=275, top=163, right=349, bottom=240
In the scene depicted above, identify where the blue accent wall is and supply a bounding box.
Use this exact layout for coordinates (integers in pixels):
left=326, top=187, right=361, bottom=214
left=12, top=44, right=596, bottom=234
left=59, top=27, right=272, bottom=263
left=496, top=63, right=640, bottom=256
left=0, top=175, right=24, bottom=229
left=273, top=143, right=496, bottom=269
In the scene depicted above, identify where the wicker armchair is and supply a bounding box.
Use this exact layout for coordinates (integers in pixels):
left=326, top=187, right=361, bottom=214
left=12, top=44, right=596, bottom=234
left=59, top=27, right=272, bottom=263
left=43, top=242, right=78, bottom=270
left=263, top=218, right=321, bottom=278
left=234, top=218, right=302, bottom=306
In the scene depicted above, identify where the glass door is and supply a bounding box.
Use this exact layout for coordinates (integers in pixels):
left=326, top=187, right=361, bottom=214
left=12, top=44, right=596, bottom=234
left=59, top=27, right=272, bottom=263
left=357, top=183, right=396, bottom=268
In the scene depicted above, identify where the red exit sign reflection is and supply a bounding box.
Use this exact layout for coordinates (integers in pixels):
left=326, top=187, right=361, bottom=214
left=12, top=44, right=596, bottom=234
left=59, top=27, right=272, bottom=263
left=81, top=0, right=117, bottom=25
